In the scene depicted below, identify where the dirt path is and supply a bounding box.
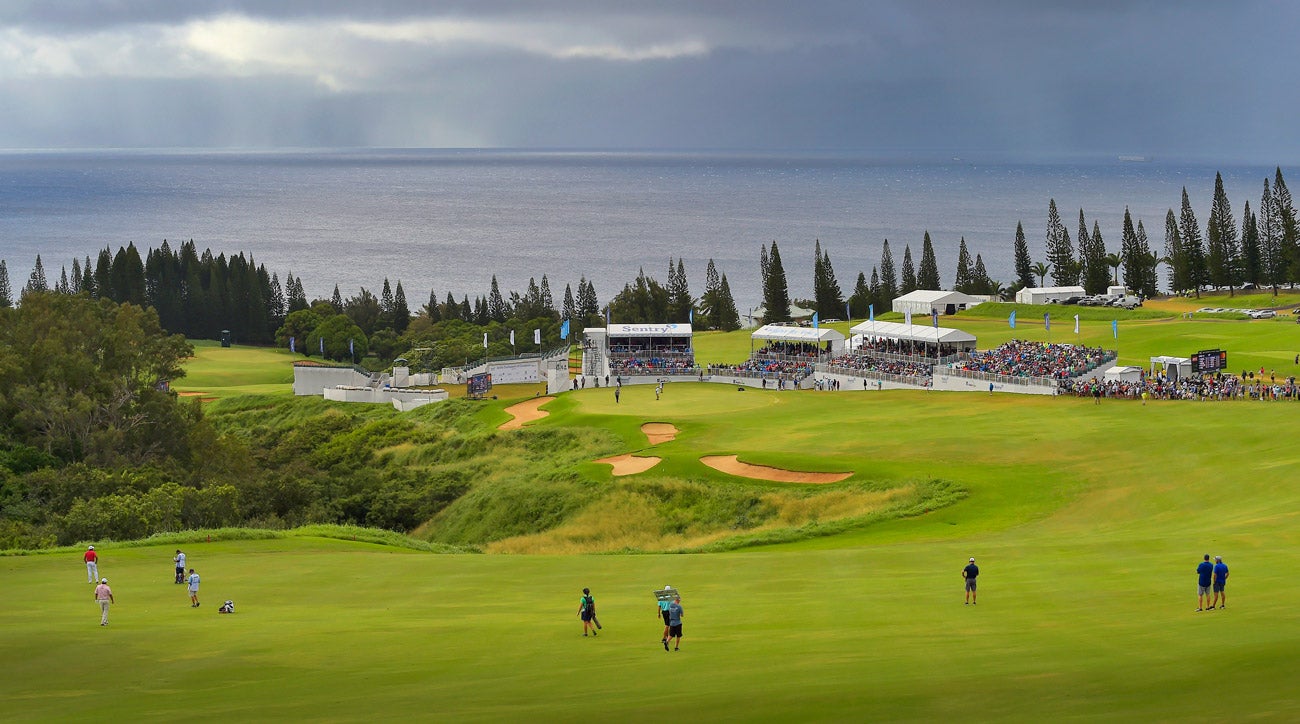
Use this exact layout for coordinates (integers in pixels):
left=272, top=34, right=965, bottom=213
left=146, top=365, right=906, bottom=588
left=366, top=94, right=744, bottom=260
left=594, top=454, right=662, bottom=476
left=700, top=455, right=851, bottom=484
left=498, top=396, right=555, bottom=430
left=641, top=422, right=679, bottom=445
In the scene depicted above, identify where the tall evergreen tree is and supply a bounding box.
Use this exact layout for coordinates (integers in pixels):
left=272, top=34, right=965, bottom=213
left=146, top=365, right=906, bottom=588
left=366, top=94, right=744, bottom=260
left=1045, top=199, right=1075, bottom=285
left=763, top=241, right=791, bottom=322
left=1120, top=209, right=1142, bottom=292
left=425, top=289, right=442, bottom=322
left=562, top=283, right=576, bottom=324
left=392, top=281, right=410, bottom=334
left=539, top=275, right=555, bottom=316
left=1273, top=168, right=1300, bottom=284
left=445, top=292, right=462, bottom=321
left=1081, top=210, right=1109, bottom=294
left=701, top=258, right=723, bottom=330
left=577, top=277, right=600, bottom=324
left=1164, top=210, right=1189, bottom=294
left=849, top=271, right=870, bottom=318
left=94, top=248, right=113, bottom=300
left=869, top=268, right=881, bottom=311
left=812, top=241, right=844, bottom=318
left=1259, top=179, right=1284, bottom=291
left=917, top=232, right=941, bottom=290
left=487, top=275, right=509, bottom=322
left=331, top=284, right=343, bottom=309
left=759, top=243, right=770, bottom=296
left=901, top=245, right=917, bottom=294
left=1240, top=200, right=1260, bottom=287
left=1136, top=220, right=1158, bottom=298
left=716, top=274, right=741, bottom=331
left=26, top=254, right=49, bottom=295
left=667, top=257, right=692, bottom=323
left=70, top=258, right=83, bottom=294
left=80, top=255, right=95, bottom=297
left=269, top=272, right=286, bottom=322
left=973, top=254, right=991, bottom=295
left=0, top=259, right=11, bottom=307
left=878, top=239, right=898, bottom=302
left=1205, top=172, right=1240, bottom=295
left=1180, top=187, right=1209, bottom=297
left=1012, top=221, right=1034, bottom=289
left=953, top=237, right=973, bottom=293
left=380, top=279, right=395, bottom=328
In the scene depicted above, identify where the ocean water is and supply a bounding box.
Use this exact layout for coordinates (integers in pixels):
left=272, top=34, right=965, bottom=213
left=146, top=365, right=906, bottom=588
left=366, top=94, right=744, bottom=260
left=0, top=149, right=1285, bottom=315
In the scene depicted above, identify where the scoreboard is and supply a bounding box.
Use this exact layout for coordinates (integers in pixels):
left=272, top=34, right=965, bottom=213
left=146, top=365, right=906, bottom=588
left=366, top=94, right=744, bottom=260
left=1191, top=349, right=1227, bottom=373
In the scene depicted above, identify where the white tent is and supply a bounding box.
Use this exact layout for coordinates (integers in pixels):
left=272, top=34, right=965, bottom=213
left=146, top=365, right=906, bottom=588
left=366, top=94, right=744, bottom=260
left=1150, top=355, right=1192, bottom=381
left=849, top=320, right=976, bottom=348
left=892, top=290, right=981, bottom=316
left=1103, top=365, right=1143, bottom=383
left=751, top=324, right=846, bottom=356
left=1015, top=286, right=1085, bottom=305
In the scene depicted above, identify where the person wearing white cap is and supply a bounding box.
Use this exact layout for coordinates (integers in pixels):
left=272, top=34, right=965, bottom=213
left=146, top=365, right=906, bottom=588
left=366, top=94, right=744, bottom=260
left=83, top=545, right=99, bottom=583
left=962, top=558, right=980, bottom=604
left=94, top=578, right=114, bottom=625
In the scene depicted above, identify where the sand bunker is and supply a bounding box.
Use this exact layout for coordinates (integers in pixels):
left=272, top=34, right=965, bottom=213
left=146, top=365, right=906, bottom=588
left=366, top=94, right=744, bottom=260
left=641, top=422, right=679, bottom=445
left=498, top=396, right=554, bottom=430
left=700, top=455, right=851, bottom=484
left=595, top=454, right=662, bottom=476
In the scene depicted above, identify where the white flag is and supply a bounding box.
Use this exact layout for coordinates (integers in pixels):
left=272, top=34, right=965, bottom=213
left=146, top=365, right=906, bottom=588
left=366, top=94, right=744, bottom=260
left=509, top=329, right=515, bottom=346
left=483, top=332, right=488, bottom=348
left=1073, top=314, right=1080, bottom=334
left=905, top=310, right=912, bottom=326
left=534, top=328, right=541, bottom=345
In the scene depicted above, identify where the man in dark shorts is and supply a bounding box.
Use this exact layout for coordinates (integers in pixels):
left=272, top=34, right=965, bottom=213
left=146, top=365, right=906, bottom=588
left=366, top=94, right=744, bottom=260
left=1196, top=554, right=1214, bottom=611
left=578, top=587, right=598, bottom=637
left=666, top=596, right=684, bottom=651
left=657, top=586, right=674, bottom=646
left=963, top=557, right=979, bottom=604
left=1210, top=556, right=1229, bottom=609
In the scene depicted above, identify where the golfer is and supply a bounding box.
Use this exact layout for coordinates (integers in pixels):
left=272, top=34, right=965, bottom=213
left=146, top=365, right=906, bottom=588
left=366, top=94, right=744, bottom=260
left=657, top=587, right=673, bottom=645
left=94, top=578, right=114, bottom=626
left=666, top=596, right=684, bottom=651
left=963, top=557, right=979, bottom=604
left=1210, top=556, right=1229, bottom=609
left=174, top=549, right=186, bottom=584
left=84, top=545, right=99, bottom=583
left=578, top=587, right=598, bottom=637
left=187, top=568, right=201, bottom=607
left=1196, top=554, right=1214, bottom=611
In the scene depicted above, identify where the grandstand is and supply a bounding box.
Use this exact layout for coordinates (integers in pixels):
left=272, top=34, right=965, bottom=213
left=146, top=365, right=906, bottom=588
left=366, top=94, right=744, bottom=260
left=707, top=325, right=845, bottom=389
left=585, top=323, right=698, bottom=383
left=932, top=340, right=1117, bottom=395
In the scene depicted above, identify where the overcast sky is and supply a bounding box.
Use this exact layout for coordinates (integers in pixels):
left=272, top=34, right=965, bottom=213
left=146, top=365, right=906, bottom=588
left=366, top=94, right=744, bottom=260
left=1, top=1, right=1297, bottom=161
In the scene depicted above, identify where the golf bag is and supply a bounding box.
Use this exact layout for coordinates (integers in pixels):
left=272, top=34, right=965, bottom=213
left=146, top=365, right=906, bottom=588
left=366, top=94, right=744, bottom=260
left=218, top=600, right=235, bottom=614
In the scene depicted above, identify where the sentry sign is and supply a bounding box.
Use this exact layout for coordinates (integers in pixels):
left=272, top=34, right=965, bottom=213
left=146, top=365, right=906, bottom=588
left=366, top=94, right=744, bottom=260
left=608, top=324, right=692, bottom=337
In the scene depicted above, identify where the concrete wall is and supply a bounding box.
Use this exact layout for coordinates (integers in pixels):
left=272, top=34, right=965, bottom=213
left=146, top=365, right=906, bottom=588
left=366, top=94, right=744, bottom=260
left=293, top=366, right=371, bottom=396
left=930, top=371, right=1058, bottom=395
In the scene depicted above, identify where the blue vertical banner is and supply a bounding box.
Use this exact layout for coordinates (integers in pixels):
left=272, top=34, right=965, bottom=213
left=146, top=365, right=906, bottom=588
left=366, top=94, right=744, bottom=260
left=290, top=336, right=296, bottom=353
left=605, top=306, right=610, bottom=327
left=932, top=309, right=939, bottom=328
left=689, top=308, right=694, bottom=324
left=561, top=319, right=570, bottom=340
left=1009, top=310, right=1016, bottom=329
left=1043, top=313, right=1051, bottom=331
left=813, top=312, right=819, bottom=329
left=869, top=304, right=875, bottom=322
left=1112, top=319, right=1118, bottom=338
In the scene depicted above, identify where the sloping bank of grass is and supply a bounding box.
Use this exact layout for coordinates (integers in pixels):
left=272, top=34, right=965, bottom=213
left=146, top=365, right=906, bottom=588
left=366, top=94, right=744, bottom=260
left=0, top=524, right=475, bottom=556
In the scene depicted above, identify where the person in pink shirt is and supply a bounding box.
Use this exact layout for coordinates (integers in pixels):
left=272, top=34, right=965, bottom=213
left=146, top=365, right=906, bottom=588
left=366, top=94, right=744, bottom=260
left=94, top=578, right=115, bottom=626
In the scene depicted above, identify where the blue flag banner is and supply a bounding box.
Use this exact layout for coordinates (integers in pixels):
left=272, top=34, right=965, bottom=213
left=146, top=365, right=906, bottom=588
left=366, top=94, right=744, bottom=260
left=1112, top=319, right=1118, bottom=338
left=813, top=312, right=819, bottom=329
left=561, top=319, right=570, bottom=339
left=606, top=307, right=610, bottom=326
left=931, top=309, right=939, bottom=328
left=1044, top=313, right=1051, bottom=332
left=869, top=304, right=875, bottom=322
left=1009, top=310, right=1016, bottom=329
left=290, top=336, right=296, bottom=353
left=689, top=308, right=694, bottom=324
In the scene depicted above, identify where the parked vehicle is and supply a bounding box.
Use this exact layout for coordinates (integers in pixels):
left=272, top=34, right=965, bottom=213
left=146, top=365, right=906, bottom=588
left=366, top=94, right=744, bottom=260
left=1247, top=309, right=1275, bottom=319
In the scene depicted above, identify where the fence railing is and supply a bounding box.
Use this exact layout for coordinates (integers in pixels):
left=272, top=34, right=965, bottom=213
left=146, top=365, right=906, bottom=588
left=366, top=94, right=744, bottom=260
left=818, top=363, right=931, bottom=387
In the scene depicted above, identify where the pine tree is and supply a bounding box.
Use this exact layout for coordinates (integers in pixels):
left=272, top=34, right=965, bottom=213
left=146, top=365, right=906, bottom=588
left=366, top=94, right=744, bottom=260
left=1273, top=168, right=1299, bottom=284
left=1046, top=199, right=1075, bottom=285
left=540, top=275, right=555, bottom=316
left=667, top=257, right=692, bottom=323
left=869, top=268, right=881, bottom=311
left=1180, top=187, right=1209, bottom=297
left=1081, top=211, right=1109, bottom=295
left=849, top=271, right=870, bottom=318
left=973, top=254, right=990, bottom=295
left=701, top=259, right=722, bottom=330
left=331, top=284, right=343, bottom=309
left=879, top=240, right=898, bottom=302
left=0, top=260, right=11, bottom=307
left=26, top=254, right=49, bottom=295
left=445, top=292, right=461, bottom=321
left=763, top=241, right=791, bottom=322
left=1164, top=210, right=1188, bottom=294
left=1013, top=221, right=1034, bottom=289
left=70, top=257, right=83, bottom=294
left=392, top=281, right=410, bottom=334
left=901, top=245, right=916, bottom=294
left=1240, top=200, right=1260, bottom=287
left=1136, top=220, right=1158, bottom=298
left=1260, top=179, right=1284, bottom=292
left=1206, top=172, right=1240, bottom=295
left=953, top=237, right=973, bottom=293
left=813, top=241, right=844, bottom=318
left=917, top=232, right=941, bottom=290
left=94, top=248, right=113, bottom=300
left=269, top=272, right=286, bottom=321
left=80, top=256, right=94, bottom=297
left=1120, top=209, right=1142, bottom=292
left=562, top=283, right=576, bottom=324
left=716, top=274, right=741, bottom=331
left=577, top=277, right=600, bottom=324
left=487, top=275, right=509, bottom=322
left=379, top=279, right=395, bottom=329
left=426, top=289, right=443, bottom=322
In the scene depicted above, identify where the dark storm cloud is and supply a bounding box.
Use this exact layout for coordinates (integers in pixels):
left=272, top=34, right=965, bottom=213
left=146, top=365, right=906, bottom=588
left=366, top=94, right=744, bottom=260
left=0, top=1, right=1297, bottom=160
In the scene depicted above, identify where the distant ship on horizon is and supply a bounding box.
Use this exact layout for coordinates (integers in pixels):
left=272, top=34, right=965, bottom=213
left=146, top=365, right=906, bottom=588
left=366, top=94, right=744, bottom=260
left=1117, top=155, right=1151, bottom=162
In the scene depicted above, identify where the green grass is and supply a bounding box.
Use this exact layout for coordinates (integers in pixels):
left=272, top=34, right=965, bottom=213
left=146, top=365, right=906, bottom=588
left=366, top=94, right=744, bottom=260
left=6, top=314, right=1300, bottom=720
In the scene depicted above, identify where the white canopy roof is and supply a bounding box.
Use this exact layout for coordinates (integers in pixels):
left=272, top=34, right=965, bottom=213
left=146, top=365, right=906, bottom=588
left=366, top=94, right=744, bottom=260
left=893, top=289, right=980, bottom=306
left=751, top=324, right=845, bottom=343
left=850, top=320, right=976, bottom=345
left=607, top=323, right=693, bottom=338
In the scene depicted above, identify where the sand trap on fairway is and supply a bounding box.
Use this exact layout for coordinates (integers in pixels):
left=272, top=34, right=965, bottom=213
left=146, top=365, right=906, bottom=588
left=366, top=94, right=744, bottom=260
left=641, top=423, right=679, bottom=445
left=700, top=455, right=851, bottom=484
left=498, top=396, right=554, bottom=430
left=595, top=454, right=662, bottom=476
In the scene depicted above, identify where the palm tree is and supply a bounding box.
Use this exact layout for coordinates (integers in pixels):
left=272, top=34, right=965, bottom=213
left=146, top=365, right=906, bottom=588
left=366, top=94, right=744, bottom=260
left=987, top=279, right=1007, bottom=301
left=1031, top=262, right=1050, bottom=287
left=1105, top=253, right=1123, bottom=286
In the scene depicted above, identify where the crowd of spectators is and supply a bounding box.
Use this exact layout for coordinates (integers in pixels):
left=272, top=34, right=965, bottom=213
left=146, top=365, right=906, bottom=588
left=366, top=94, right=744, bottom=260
left=1062, top=371, right=1299, bottom=401
left=707, top=359, right=814, bottom=380
left=827, top=354, right=933, bottom=381
left=855, top=337, right=962, bottom=360
left=753, top=341, right=826, bottom=360
left=609, top=354, right=697, bottom=375
left=950, top=340, right=1112, bottom=380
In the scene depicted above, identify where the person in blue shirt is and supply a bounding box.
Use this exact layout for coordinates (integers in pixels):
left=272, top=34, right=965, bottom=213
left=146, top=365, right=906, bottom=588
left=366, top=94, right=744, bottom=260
left=657, top=587, right=673, bottom=646
left=666, top=596, right=684, bottom=652
left=1196, top=554, right=1214, bottom=611
left=1210, top=556, right=1229, bottom=609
